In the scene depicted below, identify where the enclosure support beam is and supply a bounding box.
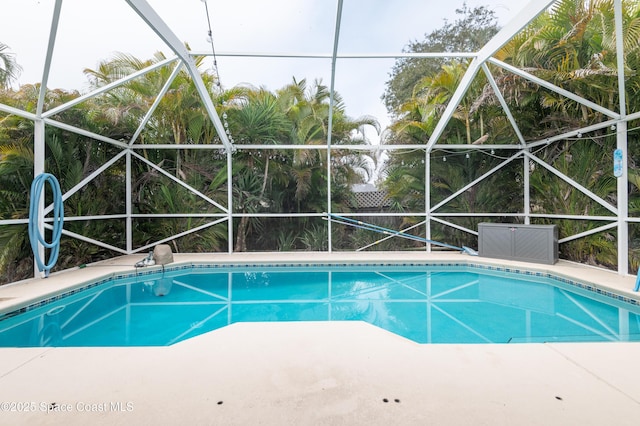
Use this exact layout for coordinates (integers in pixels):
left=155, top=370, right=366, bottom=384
left=425, top=0, right=557, bottom=153
left=615, top=0, right=627, bottom=119
left=481, top=63, right=526, bottom=146
left=31, top=0, right=62, bottom=277
left=615, top=0, right=628, bottom=276
left=33, top=119, right=46, bottom=278
left=425, top=150, right=432, bottom=253
left=326, top=0, right=344, bottom=253
left=524, top=153, right=531, bottom=225
left=130, top=61, right=184, bottom=145
left=617, top=121, right=628, bottom=275
left=42, top=58, right=175, bottom=119
left=227, top=151, right=234, bottom=253
left=125, top=0, right=234, bottom=154
left=525, top=152, right=618, bottom=215
left=126, top=151, right=133, bottom=254
left=131, top=152, right=229, bottom=212
left=431, top=152, right=522, bottom=212
left=489, top=59, right=620, bottom=120
left=36, top=0, right=62, bottom=117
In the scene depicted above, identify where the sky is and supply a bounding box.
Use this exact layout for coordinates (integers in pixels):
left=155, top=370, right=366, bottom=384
left=1, top=0, right=529, bottom=144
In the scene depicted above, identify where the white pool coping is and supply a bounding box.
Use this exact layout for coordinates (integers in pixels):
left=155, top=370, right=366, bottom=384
left=1, top=252, right=639, bottom=425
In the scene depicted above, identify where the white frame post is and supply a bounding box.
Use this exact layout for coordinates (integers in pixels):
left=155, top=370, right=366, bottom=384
left=33, top=119, right=45, bottom=278
left=614, top=0, right=628, bottom=275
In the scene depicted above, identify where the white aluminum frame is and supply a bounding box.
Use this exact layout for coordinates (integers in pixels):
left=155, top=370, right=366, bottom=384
left=0, top=0, right=635, bottom=278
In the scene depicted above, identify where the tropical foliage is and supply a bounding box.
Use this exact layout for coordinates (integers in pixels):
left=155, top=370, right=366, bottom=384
left=382, top=4, right=500, bottom=115
left=0, top=50, right=378, bottom=283
left=0, top=42, right=21, bottom=89
left=2, top=0, right=640, bottom=283
left=382, top=0, right=640, bottom=267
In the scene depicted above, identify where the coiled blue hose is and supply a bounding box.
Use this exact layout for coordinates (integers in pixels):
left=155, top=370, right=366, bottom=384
left=28, top=173, right=64, bottom=277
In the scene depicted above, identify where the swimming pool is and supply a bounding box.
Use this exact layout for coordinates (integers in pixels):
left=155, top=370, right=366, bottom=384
left=1, top=263, right=639, bottom=347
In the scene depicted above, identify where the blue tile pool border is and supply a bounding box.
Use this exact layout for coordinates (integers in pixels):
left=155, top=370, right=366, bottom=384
left=1, top=261, right=638, bottom=322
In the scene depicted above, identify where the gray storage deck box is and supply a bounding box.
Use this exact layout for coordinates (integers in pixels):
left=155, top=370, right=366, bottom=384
left=478, top=223, right=558, bottom=265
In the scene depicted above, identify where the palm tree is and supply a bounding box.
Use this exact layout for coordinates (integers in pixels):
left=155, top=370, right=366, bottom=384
left=411, top=63, right=477, bottom=144
left=280, top=79, right=378, bottom=208
left=221, top=78, right=379, bottom=251
left=0, top=43, right=21, bottom=89
left=382, top=60, right=517, bottom=246
left=227, top=87, right=291, bottom=251
left=0, top=84, right=130, bottom=283
left=493, top=0, right=640, bottom=131
left=487, top=0, right=640, bottom=267
left=529, top=140, right=618, bottom=267
left=0, top=89, right=32, bottom=281
left=85, top=51, right=236, bottom=252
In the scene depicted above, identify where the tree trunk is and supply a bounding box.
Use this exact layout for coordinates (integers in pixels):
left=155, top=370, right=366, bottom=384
left=235, top=215, right=248, bottom=252
left=260, top=157, right=269, bottom=199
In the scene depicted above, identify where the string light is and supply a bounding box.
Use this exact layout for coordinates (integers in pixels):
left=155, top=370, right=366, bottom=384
left=202, top=0, right=234, bottom=145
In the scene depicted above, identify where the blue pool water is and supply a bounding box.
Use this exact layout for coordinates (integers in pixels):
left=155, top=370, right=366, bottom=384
left=1, top=264, right=639, bottom=347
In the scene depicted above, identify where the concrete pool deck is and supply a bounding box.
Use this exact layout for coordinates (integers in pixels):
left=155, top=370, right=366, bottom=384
left=1, top=252, right=640, bottom=425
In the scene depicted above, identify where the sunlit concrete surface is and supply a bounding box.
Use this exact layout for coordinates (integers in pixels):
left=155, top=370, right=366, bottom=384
left=1, top=252, right=639, bottom=425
